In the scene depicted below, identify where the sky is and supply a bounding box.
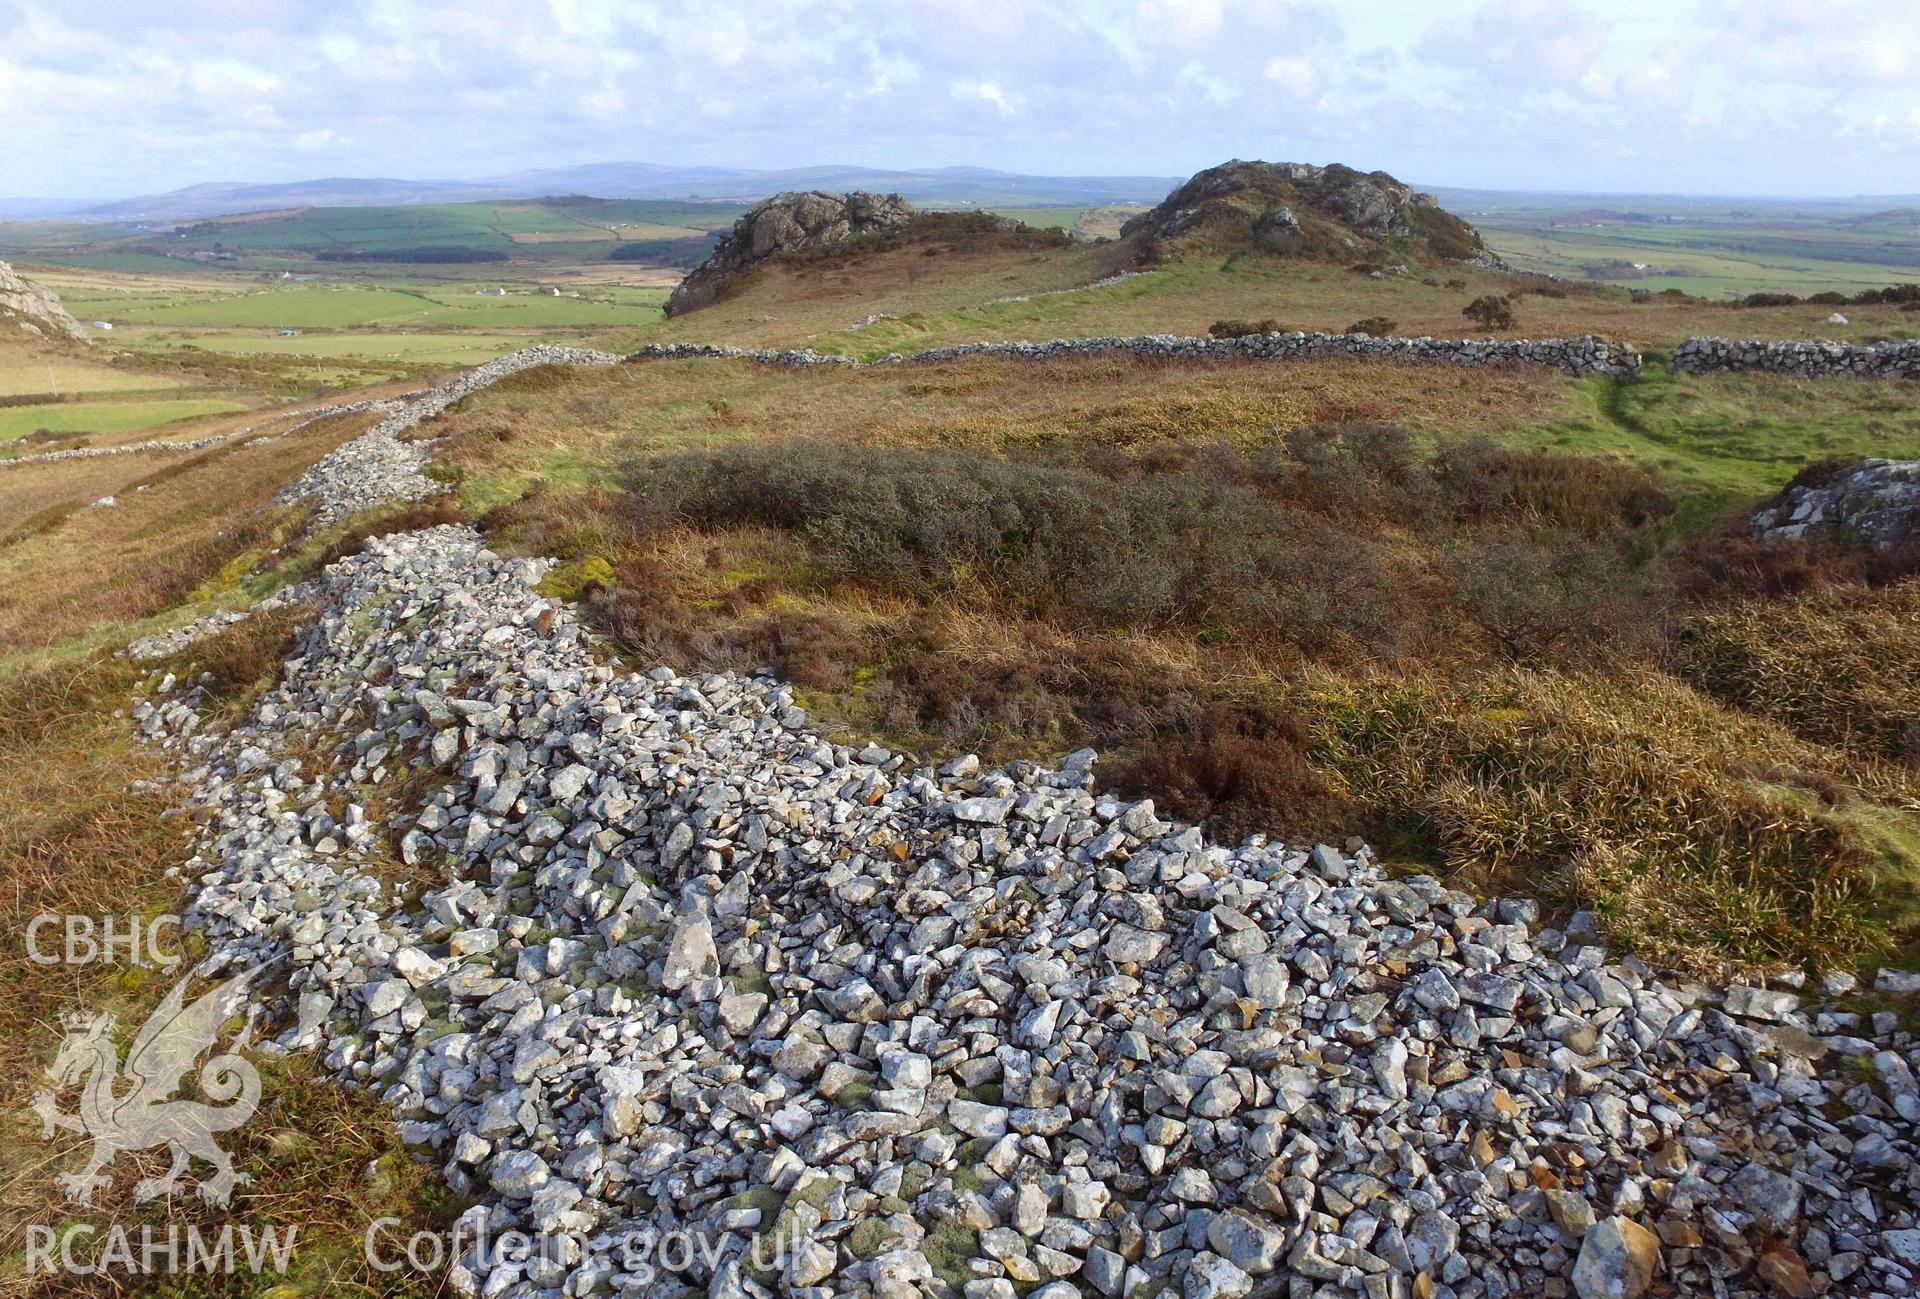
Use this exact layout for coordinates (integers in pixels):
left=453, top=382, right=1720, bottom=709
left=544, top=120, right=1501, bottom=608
left=4, top=0, right=1919, bottom=200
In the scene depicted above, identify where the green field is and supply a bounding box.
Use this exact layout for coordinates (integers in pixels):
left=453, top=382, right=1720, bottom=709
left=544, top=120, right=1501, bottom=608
left=17, top=264, right=671, bottom=372
left=0, top=356, right=185, bottom=398
left=984, top=204, right=1147, bottom=239
left=1462, top=194, right=1920, bottom=297
left=65, top=282, right=667, bottom=330
left=0, top=395, right=247, bottom=443
left=0, top=198, right=742, bottom=274
left=139, top=330, right=542, bottom=365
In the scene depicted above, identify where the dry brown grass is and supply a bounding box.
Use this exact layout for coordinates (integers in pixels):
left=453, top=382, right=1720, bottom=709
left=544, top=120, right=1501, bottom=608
left=0, top=410, right=381, bottom=653
left=1296, top=664, right=1919, bottom=970
left=0, top=626, right=458, bottom=1298
left=442, top=351, right=1587, bottom=516
left=1675, top=580, right=1920, bottom=767
left=636, top=239, right=1114, bottom=348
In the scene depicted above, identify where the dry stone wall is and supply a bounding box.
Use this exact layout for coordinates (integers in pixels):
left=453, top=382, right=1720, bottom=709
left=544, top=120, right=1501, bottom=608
left=632, top=331, right=1641, bottom=377
left=1672, top=336, right=1920, bottom=378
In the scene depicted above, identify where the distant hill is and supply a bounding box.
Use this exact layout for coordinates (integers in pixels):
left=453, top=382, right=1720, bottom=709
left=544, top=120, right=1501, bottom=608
left=73, top=177, right=517, bottom=220
left=51, top=164, right=1183, bottom=222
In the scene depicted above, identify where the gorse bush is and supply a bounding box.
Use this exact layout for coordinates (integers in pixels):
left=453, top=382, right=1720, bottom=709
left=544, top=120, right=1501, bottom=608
left=1452, top=529, right=1647, bottom=664
left=1736, top=284, right=1920, bottom=308
left=623, top=442, right=1398, bottom=650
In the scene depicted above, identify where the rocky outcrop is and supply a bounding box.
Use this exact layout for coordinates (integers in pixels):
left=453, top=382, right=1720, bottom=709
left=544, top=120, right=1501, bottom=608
left=1672, top=336, right=1920, bottom=379
left=665, top=190, right=916, bottom=316
left=1751, top=458, right=1920, bottom=546
left=1119, top=160, right=1488, bottom=264
left=0, top=258, right=85, bottom=341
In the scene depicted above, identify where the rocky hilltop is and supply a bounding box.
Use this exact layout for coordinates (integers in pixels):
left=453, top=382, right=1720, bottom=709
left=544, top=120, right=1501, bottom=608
left=0, top=258, right=85, bottom=340
left=1119, top=160, right=1490, bottom=266
left=665, top=190, right=916, bottom=316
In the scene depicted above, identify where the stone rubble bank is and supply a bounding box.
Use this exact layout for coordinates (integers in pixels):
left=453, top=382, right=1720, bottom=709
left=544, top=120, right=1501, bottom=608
left=273, top=346, right=621, bottom=527
left=126, top=578, right=322, bottom=661
left=139, top=521, right=1920, bottom=1299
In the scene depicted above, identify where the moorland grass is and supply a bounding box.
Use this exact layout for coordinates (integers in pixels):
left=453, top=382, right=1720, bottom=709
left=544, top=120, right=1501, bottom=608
left=623, top=244, right=1920, bottom=357
left=0, top=635, right=460, bottom=1299
left=1676, top=581, right=1920, bottom=767
left=471, top=383, right=1920, bottom=972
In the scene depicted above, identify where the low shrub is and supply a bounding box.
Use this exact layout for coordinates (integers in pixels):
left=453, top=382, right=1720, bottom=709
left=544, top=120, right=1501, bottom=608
left=1429, top=437, right=1676, bottom=533
left=1105, top=700, right=1355, bottom=846
left=1740, top=292, right=1800, bottom=308
left=1207, top=318, right=1281, bottom=338
left=1849, top=284, right=1920, bottom=305
left=613, top=432, right=1671, bottom=669
left=1462, top=295, right=1516, bottom=330
left=1451, top=528, right=1649, bottom=664
left=1346, top=316, right=1397, bottom=337
left=619, top=441, right=1405, bottom=654
left=1671, top=527, right=1920, bottom=601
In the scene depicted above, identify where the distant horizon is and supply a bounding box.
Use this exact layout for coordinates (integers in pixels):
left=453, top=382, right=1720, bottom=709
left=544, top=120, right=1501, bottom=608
left=9, top=157, right=1920, bottom=213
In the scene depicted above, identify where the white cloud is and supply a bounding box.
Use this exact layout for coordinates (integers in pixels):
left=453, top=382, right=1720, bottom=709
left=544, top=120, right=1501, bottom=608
left=0, top=0, right=1916, bottom=197
left=1135, top=0, right=1224, bottom=47
left=952, top=79, right=1017, bottom=116
left=1263, top=55, right=1314, bottom=97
